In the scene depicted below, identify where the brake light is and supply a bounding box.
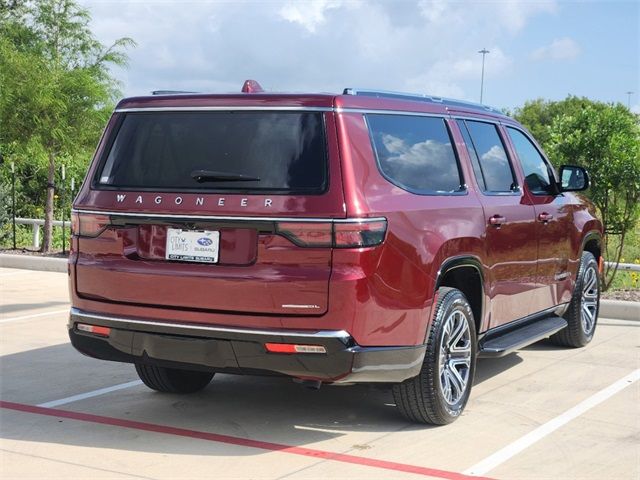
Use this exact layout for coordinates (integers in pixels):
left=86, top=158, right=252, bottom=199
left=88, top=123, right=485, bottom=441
left=276, top=219, right=387, bottom=249
left=265, top=343, right=327, bottom=354
left=277, top=222, right=333, bottom=247
left=334, top=220, right=387, bottom=248
left=76, top=323, right=111, bottom=337
left=71, top=212, right=110, bottom=237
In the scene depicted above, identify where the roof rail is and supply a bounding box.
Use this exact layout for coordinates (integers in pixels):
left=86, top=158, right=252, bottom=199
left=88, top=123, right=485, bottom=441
left=342, top=88, right=505, bottom=115
left=151, top=90, right=198, bottom=96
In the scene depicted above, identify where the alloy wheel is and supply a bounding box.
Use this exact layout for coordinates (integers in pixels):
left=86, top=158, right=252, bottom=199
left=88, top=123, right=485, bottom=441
left=581, top=265, right=599, bottom=335
left=438, top=309, right=472, bottom=405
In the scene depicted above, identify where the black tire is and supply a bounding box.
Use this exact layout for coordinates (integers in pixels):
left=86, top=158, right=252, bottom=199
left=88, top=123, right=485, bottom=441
left=135, top=363, right=214, bottom=393
left=551, top=252, right=600, bottom=348
left=392, top=287, right=477, bottom=425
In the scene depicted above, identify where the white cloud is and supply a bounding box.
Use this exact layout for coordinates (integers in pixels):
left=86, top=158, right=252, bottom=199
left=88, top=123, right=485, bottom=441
left=531, top=37, right=581, bottom=61
left=79, top=0, right=558, bottom=103
left=498, top=0, right=557, bottom=33
left=481, top=144, right=507, bottom=166
left=279, top=0, right=350, bottom=33
left=406, top=47, right=512, bottom=100
left=380, top=134, right=458, bottom=190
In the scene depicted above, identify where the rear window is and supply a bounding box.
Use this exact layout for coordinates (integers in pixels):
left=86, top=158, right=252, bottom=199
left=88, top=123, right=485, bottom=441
left=366, top=114, right=463, bottom=194
left=96, top=111, right=327, bottom=194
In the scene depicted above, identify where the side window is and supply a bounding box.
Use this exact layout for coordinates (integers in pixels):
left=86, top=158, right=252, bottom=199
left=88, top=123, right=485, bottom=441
left=506, top=127, right=554, bottom=195
left=367, top=114, right=464, bottom=194
left=462, top=120, right=517, bottom=193
left=456, top=120, right=486, bottom=191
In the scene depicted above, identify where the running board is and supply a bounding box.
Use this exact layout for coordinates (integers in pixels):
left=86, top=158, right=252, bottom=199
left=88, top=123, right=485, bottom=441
left=479, top=316, right=568, bottom=358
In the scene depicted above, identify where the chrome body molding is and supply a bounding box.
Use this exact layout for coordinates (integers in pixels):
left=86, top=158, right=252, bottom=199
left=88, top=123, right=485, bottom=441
left=71, top=208, right=386, bottom=224
left=70, top=308, right=351, bottom=340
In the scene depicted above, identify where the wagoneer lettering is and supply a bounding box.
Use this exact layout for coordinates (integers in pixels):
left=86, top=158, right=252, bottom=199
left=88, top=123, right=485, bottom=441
left=69, top=82, right=603, bottom=425
left=114, top=193, right=274, bottom=208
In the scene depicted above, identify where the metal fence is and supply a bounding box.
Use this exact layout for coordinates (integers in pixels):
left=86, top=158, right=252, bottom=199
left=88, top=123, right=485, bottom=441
left=15, top=217, right=68, bottom=249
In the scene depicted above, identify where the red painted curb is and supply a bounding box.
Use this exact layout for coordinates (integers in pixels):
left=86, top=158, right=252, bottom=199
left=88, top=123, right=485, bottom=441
left=0, top=400, right=493, bottom=480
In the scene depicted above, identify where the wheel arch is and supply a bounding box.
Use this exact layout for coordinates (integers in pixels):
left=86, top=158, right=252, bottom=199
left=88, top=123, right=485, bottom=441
left=581, top=230, right=603, bottom=264
left=434, top=256, right=486, bottom=335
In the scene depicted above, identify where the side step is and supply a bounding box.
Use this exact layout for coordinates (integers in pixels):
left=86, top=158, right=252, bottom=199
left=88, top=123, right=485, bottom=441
left=479, top=316, right=568, bottom=358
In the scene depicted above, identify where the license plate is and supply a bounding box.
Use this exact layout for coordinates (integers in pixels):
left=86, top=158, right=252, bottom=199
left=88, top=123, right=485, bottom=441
left=166, top=228, right=220, bottom=263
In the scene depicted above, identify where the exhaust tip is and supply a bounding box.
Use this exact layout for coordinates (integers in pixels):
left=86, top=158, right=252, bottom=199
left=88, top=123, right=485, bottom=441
left=293, top=379, right=322, bottom=390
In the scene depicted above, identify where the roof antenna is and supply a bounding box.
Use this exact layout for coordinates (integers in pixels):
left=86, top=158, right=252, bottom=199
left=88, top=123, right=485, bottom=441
left=241, top=79, right=264, bottom=93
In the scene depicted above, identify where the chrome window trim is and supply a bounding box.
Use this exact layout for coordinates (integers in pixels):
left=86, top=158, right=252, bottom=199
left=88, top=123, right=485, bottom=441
left=114, top=106, right=333, bottom=113
left=70, top=308, right=351, bottom=339
left=71, top=208, right=386, bottom=224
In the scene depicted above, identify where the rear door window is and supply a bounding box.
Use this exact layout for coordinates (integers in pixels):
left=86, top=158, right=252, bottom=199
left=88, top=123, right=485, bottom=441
left=96, top=112, right=327, bottom=194
left=367, top=114, right=464, bottom=194
left=459, top=120, right=517, bottom=193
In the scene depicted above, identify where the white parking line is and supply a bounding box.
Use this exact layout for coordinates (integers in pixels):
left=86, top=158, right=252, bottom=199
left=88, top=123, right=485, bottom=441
left=0, top=309, right=69, bottom=324
left=37, top=380, right=144, bottom=408
left=464, top=368, right=640, bottom=476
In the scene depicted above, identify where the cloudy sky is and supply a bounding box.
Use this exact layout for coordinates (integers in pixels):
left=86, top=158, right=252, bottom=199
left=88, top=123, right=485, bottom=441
left=80, top=0, right=639, bottom=111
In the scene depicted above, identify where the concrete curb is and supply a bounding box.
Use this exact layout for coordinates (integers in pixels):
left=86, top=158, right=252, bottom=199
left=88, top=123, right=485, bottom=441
left=600, top=300, right=640, bottom=322
left=0, top=253, right=67, bottom=273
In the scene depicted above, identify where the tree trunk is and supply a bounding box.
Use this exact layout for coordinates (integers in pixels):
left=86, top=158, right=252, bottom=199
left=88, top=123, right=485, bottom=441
left=42, top=152, right=56, bottom=253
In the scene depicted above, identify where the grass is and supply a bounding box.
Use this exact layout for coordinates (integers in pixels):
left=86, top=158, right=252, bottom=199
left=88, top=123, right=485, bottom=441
left=607, top=221, right=640, bottom=291
left=0, top=222, right=71, bottom=253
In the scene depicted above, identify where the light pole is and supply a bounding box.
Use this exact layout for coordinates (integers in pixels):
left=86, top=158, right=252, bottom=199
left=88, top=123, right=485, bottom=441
left=626, top=91, right=634, bottom=109
left=478, top=48, right=490, bottom=104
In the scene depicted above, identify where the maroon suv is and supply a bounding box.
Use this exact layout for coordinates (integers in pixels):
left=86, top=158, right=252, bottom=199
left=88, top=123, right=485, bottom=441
left=69, top=83, right=603, bottom=425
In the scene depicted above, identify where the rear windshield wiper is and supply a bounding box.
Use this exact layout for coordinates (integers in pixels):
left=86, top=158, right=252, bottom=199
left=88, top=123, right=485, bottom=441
left=191, top=170, right=261, bottom=183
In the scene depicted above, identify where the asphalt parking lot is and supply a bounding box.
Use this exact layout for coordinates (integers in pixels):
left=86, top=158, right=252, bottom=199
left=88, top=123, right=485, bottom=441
left=1, top=266, right=638, bottom=480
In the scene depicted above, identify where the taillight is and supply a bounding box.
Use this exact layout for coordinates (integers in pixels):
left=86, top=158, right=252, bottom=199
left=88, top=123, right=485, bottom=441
left=276, top=219, right=387, bottom=248
left=334, top=220, right=387, bottom=248
left=277, top=222, right=333, bottom=247
left=71, top=212, right=110, bottom=237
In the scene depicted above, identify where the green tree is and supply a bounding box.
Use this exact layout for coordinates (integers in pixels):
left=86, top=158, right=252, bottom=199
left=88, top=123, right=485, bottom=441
left=512, top=96, right=593, bottom=147
left=547, top=103, right=640, bottom=289
left=0, top=0, right=134, bottom=252
left=513, top=96, right=640, bottom=289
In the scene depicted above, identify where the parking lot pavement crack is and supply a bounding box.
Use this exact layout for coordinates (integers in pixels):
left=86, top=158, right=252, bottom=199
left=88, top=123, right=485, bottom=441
left=0, top=448, right=159, bottom=480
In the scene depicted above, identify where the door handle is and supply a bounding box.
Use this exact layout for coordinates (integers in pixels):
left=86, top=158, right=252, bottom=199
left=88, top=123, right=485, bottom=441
left=489, top=215, right=506, bottom=227
left=538, top=212, right=554, bottom=223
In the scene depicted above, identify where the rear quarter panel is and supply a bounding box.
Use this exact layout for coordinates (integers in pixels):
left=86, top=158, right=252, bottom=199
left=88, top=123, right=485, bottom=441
left=335, top=112, right=488, bottom=345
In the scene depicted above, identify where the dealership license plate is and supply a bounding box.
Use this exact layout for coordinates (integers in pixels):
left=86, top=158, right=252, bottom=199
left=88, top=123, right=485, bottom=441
left=166, top=228, right=220, bottom=263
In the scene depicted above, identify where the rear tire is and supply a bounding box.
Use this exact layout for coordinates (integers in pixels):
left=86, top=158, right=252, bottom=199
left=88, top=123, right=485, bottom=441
left=393, top=287, right=477, bottom=425
left=135, top=363, right=214, bottom=393
left=551, top=252, right=600, bottom=348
